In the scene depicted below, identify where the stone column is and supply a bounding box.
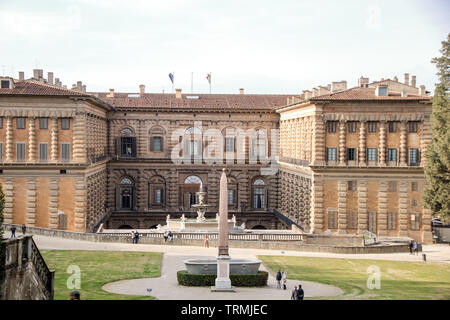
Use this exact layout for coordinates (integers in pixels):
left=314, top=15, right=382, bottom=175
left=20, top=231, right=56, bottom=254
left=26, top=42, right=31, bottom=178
left=399, top=121, right=408, bottom=166
left=337, top=180, right=347, bottom=233
left=49, top=178, right=59, bottom=229
left=28, top=116, right=36, bottom=162
left=51, top=117, right=58, bottom=162
left=5, top=116, right=13, bottom=162
left=137, top=169, right=147, bottom=211
left=138, top=120, right=146, bottom=157
left=359, top=120, right=366, bottom=165
left=26, top=178, right=36, bottom=226
left=357, top=180, right=368, bottom=233
left=420, top=117, right=432, bottom=167
left=312, top=116, right=325, bottom=166
left=310, top=178, right=324, bottom=233
left=73, top=113, right=87, bottom=163
left=398, top=181, right=409, bottom=236
left=377, top=181, right=388, bottom=236
left=379, top=121, right=386, bottom=166
left=74, top=177, right=87, bottom=232
left=339, top=120, right=346, bottom=165
left=207, top=169, right=219, bottom=209
left=168, top=169, right=178, bottom=210
left=3, top=178, right=14, bottom=223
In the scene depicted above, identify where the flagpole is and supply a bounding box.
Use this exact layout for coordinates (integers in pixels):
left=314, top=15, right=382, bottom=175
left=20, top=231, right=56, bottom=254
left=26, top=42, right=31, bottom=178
left=172, top=71, right=175, bottom=93
left=209, top=72, right=211, bottom=94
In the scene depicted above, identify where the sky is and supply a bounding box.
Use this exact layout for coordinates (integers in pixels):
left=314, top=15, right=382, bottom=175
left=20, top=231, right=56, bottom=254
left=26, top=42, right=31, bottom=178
left=0, top=0, right=449, bottom=94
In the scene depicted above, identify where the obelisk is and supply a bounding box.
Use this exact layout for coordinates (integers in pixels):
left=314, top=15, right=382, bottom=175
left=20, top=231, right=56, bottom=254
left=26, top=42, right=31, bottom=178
left=212, top=168, right=234, bottom=291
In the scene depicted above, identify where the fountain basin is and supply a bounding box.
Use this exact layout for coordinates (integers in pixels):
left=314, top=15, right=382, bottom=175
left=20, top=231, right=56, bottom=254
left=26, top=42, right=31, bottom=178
left=183, top=259, right=262, bottom=275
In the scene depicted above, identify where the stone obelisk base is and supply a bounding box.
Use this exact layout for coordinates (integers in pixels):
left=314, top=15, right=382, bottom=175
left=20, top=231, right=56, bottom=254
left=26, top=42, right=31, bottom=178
left=211, top=255, right=235, bottom=292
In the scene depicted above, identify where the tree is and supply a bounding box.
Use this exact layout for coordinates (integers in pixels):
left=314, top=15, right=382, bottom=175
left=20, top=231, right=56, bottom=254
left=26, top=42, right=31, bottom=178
left=424, top=34, right=450, bottom=223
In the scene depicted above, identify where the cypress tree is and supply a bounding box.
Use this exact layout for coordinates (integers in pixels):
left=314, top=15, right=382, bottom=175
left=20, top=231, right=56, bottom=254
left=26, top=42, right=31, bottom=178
left=424, top=34, right=450, bottom=223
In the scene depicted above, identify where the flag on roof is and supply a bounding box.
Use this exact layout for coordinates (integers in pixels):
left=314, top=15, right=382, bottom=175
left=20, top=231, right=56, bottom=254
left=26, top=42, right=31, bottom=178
left=169, top=73, right=174, bottom=84
left=206, top=73, right=211, bottom=84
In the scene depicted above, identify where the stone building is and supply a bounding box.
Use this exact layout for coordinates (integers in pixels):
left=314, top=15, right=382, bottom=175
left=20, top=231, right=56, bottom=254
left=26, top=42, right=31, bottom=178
left=277, top=74, right=433, bottom=242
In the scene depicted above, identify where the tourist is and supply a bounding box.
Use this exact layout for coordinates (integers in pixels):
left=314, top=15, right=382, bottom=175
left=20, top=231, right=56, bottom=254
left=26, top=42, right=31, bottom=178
left=204, top=234, right=209, bottom=248
left=297, top=284, right=304, bottom=300
left=163, top=230, right=169, bottom=242
left=22, top=224, right=26, bottom=235
left=69, top=290, right=80, bottom=300
left=276, top=270, right=282, bottom=289
left=131, top=231, right=135, bottom=244
left=135, top=231, right=140, bottom=244
left=10, top=226, right=16, bottom=238
left=291, top=285, right=298, bottom=300
left=414, top=241, right=419, bottom=255
left=168, top=231, right=173, bottom=242
left=408, top=240, right=414, bottom=255
left=282, top=271, right=287, bottom=290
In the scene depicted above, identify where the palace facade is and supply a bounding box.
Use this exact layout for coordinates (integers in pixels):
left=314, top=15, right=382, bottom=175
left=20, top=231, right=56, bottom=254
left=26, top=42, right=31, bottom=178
left=0, top=70, right=433, bottom=242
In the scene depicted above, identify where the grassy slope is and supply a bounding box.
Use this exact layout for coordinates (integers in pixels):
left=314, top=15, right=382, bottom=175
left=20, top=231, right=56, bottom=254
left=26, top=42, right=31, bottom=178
left=259, top=255, right=450, bottom=300
left=41, top=250, right=163, bottom=300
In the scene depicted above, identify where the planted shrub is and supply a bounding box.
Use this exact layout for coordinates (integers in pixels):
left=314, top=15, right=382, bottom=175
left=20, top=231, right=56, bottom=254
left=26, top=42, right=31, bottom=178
left=177, top=270, right=268, bottom=287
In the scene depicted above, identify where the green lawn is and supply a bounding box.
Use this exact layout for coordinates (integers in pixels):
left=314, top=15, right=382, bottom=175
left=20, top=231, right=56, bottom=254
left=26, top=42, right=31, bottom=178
left=259, top=255, right=450, bottom=300
left=41, top=250, right=163, bottom=300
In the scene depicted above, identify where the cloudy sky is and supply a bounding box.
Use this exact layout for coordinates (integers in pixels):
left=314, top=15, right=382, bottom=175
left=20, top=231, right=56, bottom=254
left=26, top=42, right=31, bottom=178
left=0, top=0, right=449, bottom=94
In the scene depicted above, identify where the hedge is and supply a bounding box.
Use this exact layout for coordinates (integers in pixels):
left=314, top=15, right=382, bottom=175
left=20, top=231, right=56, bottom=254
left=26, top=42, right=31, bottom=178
left=177, top=270, right=268, bottom=287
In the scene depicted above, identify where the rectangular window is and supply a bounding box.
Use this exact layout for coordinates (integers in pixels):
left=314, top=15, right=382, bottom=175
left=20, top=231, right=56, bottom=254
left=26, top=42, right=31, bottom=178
left=327, top=121, right=337, bottom=133
left=388, top=148, right=397, bottom=162
left=16, top=142, right=26, bottom=161
left=1, top=80, right=10, bottom=88
left=388, top=181, right=397, bottom=192
left=228, top=189, right=235, bottom=205
left=368, top=211, right=377, bottom=233
left=152, top=136, right=162, bottom=151
left=348, top=121, right=357, bottom=133
left=388, top=121, right=396, bottom=133
left=61, top=143, right=71, bottom=162
left=189, top=140, right=201, bottom=156
left=347, top=148, right=356, bottom=161
left=252, top=138, right=266, bottom=158
left=326, top=147, right=337, bottom=161
left=408, top=121, right=418, bottom=133
left=409, top=148, right=420, bottom=166
left=39, top=118, right=48, bottom=129
left=388, top=212, right=397, bottom=230
left=253, top=187, right=265, bottom=208
left=155, top=189, right=163, bottom=204
left=378, top=87, right=388, bottom=96
left=16, top=117, right=25, bottom=129
left=38, top=143, right=48, bottom=161
left=61, top=118, right=70, bottom=130
left=411, top=182, right=418, bottom=192
left=348, top=181, right=357, bottom=191
left=367, top=148, right=377, bottom=161
left=368, top=121, right=377, bottom=133
left=121, top=137, right=135, bottom=157
left=327, top=211, right=337, bottom=229
left=410, top=213, right=420, bottom=230
left=225, top=137, right=235, bottom=152
left=348, top=211, right=357, bottom=229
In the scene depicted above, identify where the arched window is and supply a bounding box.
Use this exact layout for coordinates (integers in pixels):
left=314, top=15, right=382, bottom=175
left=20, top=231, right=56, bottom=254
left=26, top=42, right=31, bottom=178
left=119, top=177, right=134, bottom=209
left=184, top=175, right=202, bottom=207
left=118, top=127, right=136, bottom=157
left=185, top=126, right=202, bottom=135
left=149, top=176, right=165, bottom=207
left=184, top=175, right=203, bottom=185
left=253, top=178, right=265, bottom=209
left=222, top=127, right=237, bottom=153
left=121, top=128, right=133, bottom=135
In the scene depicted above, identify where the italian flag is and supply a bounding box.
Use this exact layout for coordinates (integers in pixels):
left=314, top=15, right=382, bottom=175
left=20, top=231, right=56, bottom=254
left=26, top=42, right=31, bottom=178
left=206, top=73, right=211, bottom=84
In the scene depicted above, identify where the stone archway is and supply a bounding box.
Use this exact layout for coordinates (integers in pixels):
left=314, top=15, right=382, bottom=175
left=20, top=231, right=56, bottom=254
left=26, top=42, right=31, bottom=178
left=180, top=175, right=203, bottom=210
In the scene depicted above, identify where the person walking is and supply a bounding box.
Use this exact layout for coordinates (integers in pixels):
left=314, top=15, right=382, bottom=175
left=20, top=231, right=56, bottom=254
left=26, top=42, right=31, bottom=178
left=22, top=224, right=26, bottom=235
left=131, top=231, right=135, bottom=244
left=276, top=270, right=282, bottom=289
left=10, top=226, right=16, bottom=238
left=291, top=286, right=298, bottom=300
left=408, top=240, right=414, bottom=255
left=204, top=233, right=209, bottom=248
left=135, top=231, right=140, bottom=244
left=297, top=284, right=305, bottom=300
left=414, top=241, right=419, bottom=255
left=282, top=271, right=287, bottom=290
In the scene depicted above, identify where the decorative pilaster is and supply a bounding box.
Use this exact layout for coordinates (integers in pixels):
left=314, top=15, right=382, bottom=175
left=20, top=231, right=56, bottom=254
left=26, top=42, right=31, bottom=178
left=137, top=169, right=147, bottom=211
left=379, top=121, right=386, bottom=166
left=312, top=115, right=325, bottom=166
left=310, top=178, right=323, bottom=233
left=138, top=120, right=146, bottom=157
left=357, top=180, right=368, bottom=233
left=207, top=169, right=219, bottom=209
left=337, top=180, right=347, bottom=233
left=51, top=117, right=58, bottom=162
left=26, top=178, right=36, bottom=226
left=168, top=169, right=178, bottom=210
left=398, top=181, right=409, bottom=236
left=359, top=120, right=366, bottom=165
left=28, top=116, right=36, bottom=162
left=3, top=178, right=14, bottom=223
left=74, top=177, right=87, bottom=232
left=399, top=121, right=407, bottom=166
left=5, top=116, right=13, bottom=162
left=339, top=120, right=346, bottom=165
left=377, top=181, right=388, bottom=236
left=420, top=117, right=432, bottom=167
left=49, top=178, right=59, bottom=229
left=73, top=113, right=87, bottom=163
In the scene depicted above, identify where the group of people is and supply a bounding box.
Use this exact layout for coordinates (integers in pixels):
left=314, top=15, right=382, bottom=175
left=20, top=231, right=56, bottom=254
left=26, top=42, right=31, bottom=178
left=408, top=240, right=420, bottom=255
left=131, top=230, right=140, bottom=244
left=163, top=230, right=174, bottom=242
left=9, top=225, right=26, bottom=238
left=276, top=269, right=305, bottom=300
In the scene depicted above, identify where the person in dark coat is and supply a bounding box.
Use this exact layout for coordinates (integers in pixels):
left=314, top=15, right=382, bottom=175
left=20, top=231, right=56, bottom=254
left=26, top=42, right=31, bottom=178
left=297, top=284, right=304, bottom=300
left=291, top=286, right=298, bottom=300
left=408, top=240, right=414, bottom=255
left=135, top=231, right=140, bottom=244
left=22, top=224, right=26, bottom=235
left=414, top=241, right=419, bottom=255
left=10, top=226, right=16, bottom=238
left=69, top=290, right=80, bottom=300
left=276, top=270, right=282, bottom=289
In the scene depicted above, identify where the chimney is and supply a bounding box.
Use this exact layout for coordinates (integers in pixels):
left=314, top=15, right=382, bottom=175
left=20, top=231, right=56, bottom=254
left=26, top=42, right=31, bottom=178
left=82, top=85, right=86, bottom=93
left=76, top=81, right=82, bottom=92
left=411, top=75, right=416, bottom=88
left=175, top=88, right=182, bottom=99
left=331, top=81, right=347, bottom=93
left=393, top=76, right=398, bottom=82
left=318, top=86, right=330, bottom=96
left=108, top=88, right=115, bottom=98
left=312, top=88, right=319, bottom=97
left=302, top=90, right=312, bottom=100
left=47, top=72, right=54, bottom=85
left=71, top=84, right=77, bottom=90
left=239, top=88, right=244, bottom=95
left=139, top=84, right=145, bottom=97
left=19, top=72, right=24, bottom=81
left=419, top=85, right=426, bottom=96
left=33, top=69, right=40, bottom=80
left=358, top=76, right=369, bottom=87
left=55, top=78, right=61, bottom=87
left=404, top=73, right=409, bottom=86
